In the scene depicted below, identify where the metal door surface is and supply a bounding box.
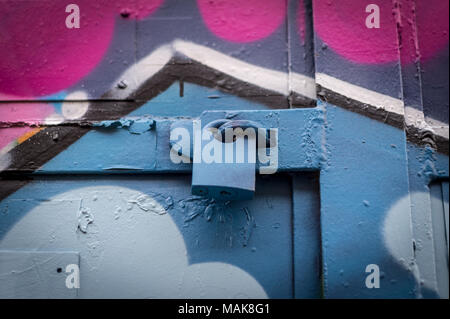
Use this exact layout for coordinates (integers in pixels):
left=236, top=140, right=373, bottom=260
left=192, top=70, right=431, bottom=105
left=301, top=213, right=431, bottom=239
left=1, top=0, right=448, bottom=299
left=0, top=174, right=321, bottom=298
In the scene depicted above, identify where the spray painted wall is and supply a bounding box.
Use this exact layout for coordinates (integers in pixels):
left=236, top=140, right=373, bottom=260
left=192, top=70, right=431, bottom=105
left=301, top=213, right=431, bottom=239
left=0, top=0, right=448, bottom=298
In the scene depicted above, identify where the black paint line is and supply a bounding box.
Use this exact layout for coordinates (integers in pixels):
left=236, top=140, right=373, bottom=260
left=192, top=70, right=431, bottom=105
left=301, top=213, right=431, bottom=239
left=0, top=126, right=89, bottom=200
left=5, top=126, right=90, bottom=172
left=101, top=56, right=316, bottom=110
left=406, top=125, right=449, bottom=156
left=316, top=85, right=405, bottom=130
left=179, top=78, right=184, bottom=97
left=0, top=177, right=33, bottom=206
left=0, top=57, right=300, bottom=200
left=1, top=54, right=446, bottom=202
left=317, top=84, right=449, bottom=155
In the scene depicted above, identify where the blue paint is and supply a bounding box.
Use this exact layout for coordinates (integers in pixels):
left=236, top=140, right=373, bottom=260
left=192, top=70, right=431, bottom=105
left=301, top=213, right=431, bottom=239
left=407, top=143, right=449, bottom=192
left=39, top=83, right=270, bottom=174
left=93, top=117, right=155, bottom=134
left=406, top=142, right=448, bottom=298
left=319, top=100, right=417, bottom=298
left=38, top=126, right=157, bottom=173
left=2, top=93, right=448, bottom=298
left=37, top=88, right=323, bottom=174
left=292, top=174, right=322, bottom=298
left=0, top=175, right=312, bottom=298
left=129, top=82, right=269, bottom=117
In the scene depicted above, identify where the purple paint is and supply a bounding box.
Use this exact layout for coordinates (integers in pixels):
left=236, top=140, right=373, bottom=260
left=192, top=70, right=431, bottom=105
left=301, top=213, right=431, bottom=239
left=197, top=0, right=286, bottom=43
left=313, top=0, right=448, bottom=64
left=297, top=0, right=306, bottom=43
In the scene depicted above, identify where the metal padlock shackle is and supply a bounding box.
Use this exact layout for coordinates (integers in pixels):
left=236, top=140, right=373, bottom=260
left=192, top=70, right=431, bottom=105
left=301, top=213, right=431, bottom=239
left=204, top=119, right=275, bottom=148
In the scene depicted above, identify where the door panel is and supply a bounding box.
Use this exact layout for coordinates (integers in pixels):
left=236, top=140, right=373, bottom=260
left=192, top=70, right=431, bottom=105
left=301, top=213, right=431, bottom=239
left=430, top=181, right=449, bottom=299
left=0, top=173, right=321, bottom=298
left=0, top=251, right=79, bottom=299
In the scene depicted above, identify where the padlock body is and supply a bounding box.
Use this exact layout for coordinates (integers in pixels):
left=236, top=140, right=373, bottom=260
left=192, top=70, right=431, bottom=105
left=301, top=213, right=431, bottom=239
left=192, top=127, right=256, bottom=200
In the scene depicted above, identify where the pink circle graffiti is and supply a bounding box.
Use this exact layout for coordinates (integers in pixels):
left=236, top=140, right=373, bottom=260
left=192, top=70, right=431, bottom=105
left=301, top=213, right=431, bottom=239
left=197, top=0, right=286, bottom=43
left=0, top=93, right=55, bottom=150
left=313, top=0, right=449, bottom=64
left=0, top=0, right=163, bottom=97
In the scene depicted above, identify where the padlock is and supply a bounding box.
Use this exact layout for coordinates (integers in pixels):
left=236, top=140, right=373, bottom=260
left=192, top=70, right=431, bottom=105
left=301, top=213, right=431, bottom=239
left=191, top=119, right=266, bottom=201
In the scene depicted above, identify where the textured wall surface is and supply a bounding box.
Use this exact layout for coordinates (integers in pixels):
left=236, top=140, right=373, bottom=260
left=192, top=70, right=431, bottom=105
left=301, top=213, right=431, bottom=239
left=0, top=0, right=448, bottom=298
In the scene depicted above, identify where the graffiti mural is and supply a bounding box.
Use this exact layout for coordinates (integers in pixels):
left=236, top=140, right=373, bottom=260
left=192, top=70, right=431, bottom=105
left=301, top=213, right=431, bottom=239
left=0, top=0, right=448, bottom=299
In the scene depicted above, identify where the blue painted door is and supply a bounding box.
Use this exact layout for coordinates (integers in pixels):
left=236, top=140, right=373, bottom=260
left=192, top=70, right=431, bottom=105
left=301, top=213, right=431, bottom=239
left=0, top=173, right=321, bottom=298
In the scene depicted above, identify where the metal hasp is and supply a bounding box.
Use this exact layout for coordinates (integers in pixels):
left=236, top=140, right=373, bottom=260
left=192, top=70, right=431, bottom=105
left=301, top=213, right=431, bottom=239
left=170, top=108, right=324, bottom=200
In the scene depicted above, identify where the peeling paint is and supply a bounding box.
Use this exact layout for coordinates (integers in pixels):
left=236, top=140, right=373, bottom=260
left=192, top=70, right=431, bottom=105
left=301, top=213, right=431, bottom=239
left=128, top=193, right=172, bottom=215
left=77, top=206, right=94, bottom=233
left=93, top=117, right=155, bottom=135
left=240, top=207, right=256, bottom=247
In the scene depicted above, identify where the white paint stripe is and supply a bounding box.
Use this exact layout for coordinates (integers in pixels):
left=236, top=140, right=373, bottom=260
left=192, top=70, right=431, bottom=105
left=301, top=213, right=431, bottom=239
left=423, top=119, right=449, bottom=140
left=0, top=152, right=11, bottom=171
left=317, top=72, right=448, bottom=141
left=405, top=105, right=426, bottom=128
left=112, top=40, right=317, bottom=101
left=173, top=40, right=315, bottom=100
left=176, top=40, right=316, bottom=99
left=0, top=141, right=15, bottom=170
left=44, top=113, right=65, bottom=125
left=405, top=106, right=449, bottom=140
left=290, top=72, right=317, bottom=100
left=173, top=40, right=290, bottom=97
left=316, top=72, right=405, bottom=116
left=0, top=140, right=17, bottom=156
left=111, top=44, right=174, bottom=100
left=109, top=41, right=447, bottom=142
